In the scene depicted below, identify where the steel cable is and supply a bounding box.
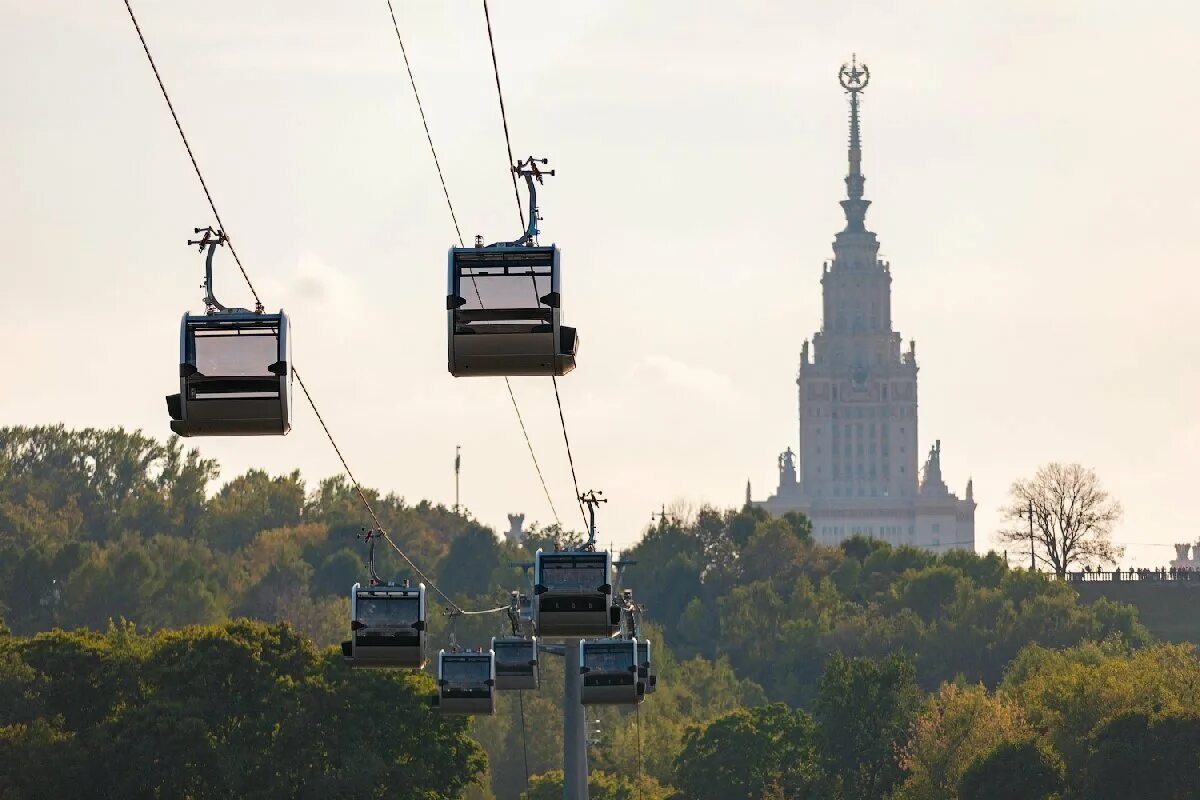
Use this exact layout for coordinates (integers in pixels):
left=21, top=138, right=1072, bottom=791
left=481, top=1, right=589, bottom=531
left=385, top=1, right=561, bottom=528
left=123, top=0, right=504, bottom=618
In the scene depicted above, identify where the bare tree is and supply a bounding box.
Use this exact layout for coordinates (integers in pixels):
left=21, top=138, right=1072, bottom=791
left=999, top=463, right=1123, bottom=577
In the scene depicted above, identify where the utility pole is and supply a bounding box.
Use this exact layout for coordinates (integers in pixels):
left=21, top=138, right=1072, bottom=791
left=454, top=445, right=461, bottom=513
left=1028, top=499, right=1036, bottom=572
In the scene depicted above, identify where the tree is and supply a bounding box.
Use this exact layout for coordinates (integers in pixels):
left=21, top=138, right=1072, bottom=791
left=438, top=526, right=505, bottom=598
left=958, top=739, right=1065, bottom=800
left=672, top=704, right=820, bottom=800
left=201, top=468, right=305, bottom=550
left=815, top=652, right=922, bottom=800
left=1081, top=711, right=1200, bottom=800
left=521, top=770, right=671, bottom=800
left=896, top=682, right=1032, bottom=800
left=0, top=620, right=487, bottom=799
left=998, top=463, right=1123, bottom=577
left=1000, top=641, right=1200, bottom=775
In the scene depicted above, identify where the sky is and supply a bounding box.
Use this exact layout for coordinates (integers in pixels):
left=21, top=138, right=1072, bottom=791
left=2, top=1, right=1198, bottom=567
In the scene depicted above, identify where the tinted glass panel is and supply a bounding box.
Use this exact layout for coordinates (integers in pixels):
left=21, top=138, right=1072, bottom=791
left=584, top=643, right=635, bottom=673
left=443, top=657, right=492, bottom=689
left=459, top=268, right=551, bottom=311
left=540, top=555, right=606, bottom=593
left=494, top=642, right=534, bottom=670
left=355, top=595, right=420, bottom=632
left=193, top=329, right=277, bottom=377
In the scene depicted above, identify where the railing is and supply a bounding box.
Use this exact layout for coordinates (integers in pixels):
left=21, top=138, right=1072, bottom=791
left=1058, top=569, right=1200, bottom=583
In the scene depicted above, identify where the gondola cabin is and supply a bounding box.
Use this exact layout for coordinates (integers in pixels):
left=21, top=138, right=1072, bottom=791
left=491, top=636, right=539, bottom=691
left=446, top=245, right=577, bottom=377
left=517, top=592, right=533, bottom=623
left=166, top=311, right=292, bottom=436
left=580, top=638, right=639, bottom=706
left=637, top=639, right=656, bottom=696
left=436, top=650, right=496, bottom=715
left=341, top=582, right=425, bottom=669
left=534, top=550, right=615, bottom=638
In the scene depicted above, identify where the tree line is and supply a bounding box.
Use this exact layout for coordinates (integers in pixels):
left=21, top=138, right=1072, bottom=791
left=1, top=425, right=1196, bottom=799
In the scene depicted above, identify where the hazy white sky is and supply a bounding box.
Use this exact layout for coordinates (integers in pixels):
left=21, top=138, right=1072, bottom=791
left=2, top=1, right=1197, bottom=566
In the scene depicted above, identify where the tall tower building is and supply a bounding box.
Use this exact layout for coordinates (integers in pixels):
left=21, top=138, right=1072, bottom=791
left=753, top=57, right=975, bottom=552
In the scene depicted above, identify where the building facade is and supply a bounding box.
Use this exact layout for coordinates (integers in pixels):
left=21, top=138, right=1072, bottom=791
left=751, top=58, right=975, bottom=552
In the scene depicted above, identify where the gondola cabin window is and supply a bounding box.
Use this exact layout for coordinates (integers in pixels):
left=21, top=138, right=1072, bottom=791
left=193, top=327, right=278, bottom=377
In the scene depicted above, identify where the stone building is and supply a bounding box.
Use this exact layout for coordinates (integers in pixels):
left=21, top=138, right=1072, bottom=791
left=750, top=57, right=975, bottom=552
left=1170, top=543, right=1200, bottom=570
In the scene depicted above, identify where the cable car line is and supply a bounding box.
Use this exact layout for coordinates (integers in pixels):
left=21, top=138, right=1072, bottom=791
left=383, top=4, right=563, bottom=528
left=481, top=0, right=526, bottom=231
left=518, top=690, right=531, bottom=786
left=554, top=375, right=587, bottom=528
left=480, top=2, right=589, bottom=530
left=122, top=0, right=510, bottom=619
left=635, top=703, right=643, bottom=781
left=122, top=0, right=263, bottom=311
left=384, top=0, right=463, bottom=246
left=123, top=9, right=658, bottom=776
left=293, top=368, right=463, bottom=612
left=505, top=380, right=562, bottom=527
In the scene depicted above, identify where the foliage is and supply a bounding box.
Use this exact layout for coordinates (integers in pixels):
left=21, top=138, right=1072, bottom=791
left=1080, top=711, right=1200, bottom=799
left=896, top=682, right=1032, bottom=800
left=958, top=738, right=1065, bottom=800
left=2, top=425, right=1190, bottom=800
left=0, top=619, right=486, bottom=799
left=671, top=703, right=820, bottom=800
left=997, top=463, right=1123, bottom=576
left=999, top=640, right=1200, bottom=777
left=625, top=508, right=1149, bottom=705
left=815, top=652, right=922, bottom=800
left=520, top=770, right=671, bottom=800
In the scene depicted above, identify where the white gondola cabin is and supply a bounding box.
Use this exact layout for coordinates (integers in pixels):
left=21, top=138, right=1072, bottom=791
left=166, top=310, right=292, bottom=436
left=534, top=550, right=615, bottom=638
left=491, top=636, right=539, bottom=691
left=436, top=650, right=496, bottom=715
left=446, top=245, right=577, bottom=377
left=580, top=638, right=640, bottom=706
left=341, top=582, right=425, bottom=669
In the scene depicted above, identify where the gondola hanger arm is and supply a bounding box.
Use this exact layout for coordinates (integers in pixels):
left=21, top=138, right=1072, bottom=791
left=511, top=156, right=554, bottom=245
left=187, top=226, right=257, bottom=315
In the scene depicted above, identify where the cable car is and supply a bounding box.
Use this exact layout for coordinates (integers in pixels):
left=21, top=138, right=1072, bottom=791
left=165, top=229, right=291, bottom=436
left=491, top=636, right=539, bottom=691
left=580, top=638, right=639, bottom=706
left=534, top=550, right=615, bottom=638
left=636, top=639, right=656, bottom=697
left=167, top=311, right=292, bottom=436
left=340, top=582, right=426, bottom=669
left=447, top=244, right=577, bottom=377
left=435, top=650, right=496, bottom=715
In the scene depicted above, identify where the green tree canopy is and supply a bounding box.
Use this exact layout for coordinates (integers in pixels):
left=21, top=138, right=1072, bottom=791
left=958, top=739, right=1065, bottom=800
left=1081, top=711, right=1200, bottom=800
left=0, top=620, right=486, bottom=799
left=672, top=703, right=820, bottom=800
left=815, top=652, right=921, bottom=800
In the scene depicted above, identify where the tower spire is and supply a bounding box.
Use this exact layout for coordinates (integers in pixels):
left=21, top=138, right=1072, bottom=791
left=838, top=54, right=871, bottom=233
